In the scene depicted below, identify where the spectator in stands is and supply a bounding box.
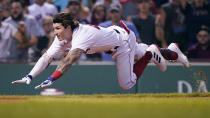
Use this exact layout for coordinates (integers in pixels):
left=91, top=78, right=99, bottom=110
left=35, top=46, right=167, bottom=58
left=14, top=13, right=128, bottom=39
left=100, top=3, right=140, bottom=41
left=187, top=25, right=210, bottom=59
left=4, top=1, right=40, bottom=62
left=53, top=0, right=69, bottom=12
left=90, top=3, right=106, bottom=25
left=80, top=2, right=90, bottom=23
left=128, top=0, right=163, bottom=46
left=36, top=16, right=54, bottom=58
left=28, top=0, right=58, bottom=36
left=153, top=0, right=169, bottom=9
left=65, top=0, right=81, bottom=16
left=95, top=0, right=118, bottom=8
left=0, top=0, right=11, bottom=21
left=104, top=0, right=112, bottom=8
left=0, top=6, right=28, bottom=62
left=65, top=0, right=89, bottom=24
left=180, top=0, right=210, bottom=48
left=103, top=0, right=113, bottom=13
left=46, top=0, right=53, bottom=4
left=159, top=0, right=186, bottom=50
left=120, top=0, right=138, bottom=18
left=149, top=0, right=158, bottom=15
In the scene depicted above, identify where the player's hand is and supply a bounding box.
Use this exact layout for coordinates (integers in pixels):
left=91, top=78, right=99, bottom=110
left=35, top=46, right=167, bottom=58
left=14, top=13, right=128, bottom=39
left=35, top=77, right=54, bottom=89
left=12, top=75, right=32, bottom=85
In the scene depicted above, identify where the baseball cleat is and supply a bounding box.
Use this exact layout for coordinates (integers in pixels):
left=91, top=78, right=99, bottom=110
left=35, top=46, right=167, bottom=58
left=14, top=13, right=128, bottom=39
left=12, top=75, right=32, bottom=85
left=167, top=43, right=190, bottom=68
left=35, top=79, right=53, bottom=89
left=147, top=44, right=167, bottom=72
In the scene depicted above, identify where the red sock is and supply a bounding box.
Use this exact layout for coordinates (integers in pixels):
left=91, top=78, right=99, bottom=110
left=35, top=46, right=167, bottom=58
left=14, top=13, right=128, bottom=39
left=134, top=51, right=152, bottom=80
left=51, top=70, right=63, bottom=80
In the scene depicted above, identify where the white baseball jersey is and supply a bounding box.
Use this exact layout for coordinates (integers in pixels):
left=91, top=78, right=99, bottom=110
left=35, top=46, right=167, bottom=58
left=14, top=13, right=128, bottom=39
left=47, top=24, right=123, bottom=58
left=46, top=24, right=147, bottom=90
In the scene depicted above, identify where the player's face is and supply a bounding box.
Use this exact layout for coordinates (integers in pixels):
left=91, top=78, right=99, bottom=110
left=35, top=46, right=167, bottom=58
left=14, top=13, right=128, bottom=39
left=53, top=23, right=72, bottom=41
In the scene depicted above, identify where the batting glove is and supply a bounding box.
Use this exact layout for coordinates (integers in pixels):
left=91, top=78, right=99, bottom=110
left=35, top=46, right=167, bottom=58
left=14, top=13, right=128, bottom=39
left=12, top=75, right=32, bottom=85
left=35, top=77, right=55, bottom=89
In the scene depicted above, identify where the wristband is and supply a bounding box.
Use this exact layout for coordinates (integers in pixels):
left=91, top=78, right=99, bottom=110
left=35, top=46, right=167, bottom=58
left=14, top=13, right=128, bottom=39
left=27, top=75, right=33, bottom=80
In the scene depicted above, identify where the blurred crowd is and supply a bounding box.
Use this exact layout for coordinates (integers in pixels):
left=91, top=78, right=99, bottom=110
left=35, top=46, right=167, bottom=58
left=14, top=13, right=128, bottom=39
left=0, top=0, right=210, bottom=63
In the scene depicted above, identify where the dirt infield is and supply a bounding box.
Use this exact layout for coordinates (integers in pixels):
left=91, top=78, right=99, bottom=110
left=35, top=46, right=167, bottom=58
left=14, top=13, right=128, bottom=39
left=0, top=98, right=27, bottom=102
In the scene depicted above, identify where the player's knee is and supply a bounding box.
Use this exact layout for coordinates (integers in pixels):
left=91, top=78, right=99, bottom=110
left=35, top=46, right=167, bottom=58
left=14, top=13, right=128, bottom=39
left=119, top=83, right=132, bottom=90
left=120, top=85, right=130, bottom=90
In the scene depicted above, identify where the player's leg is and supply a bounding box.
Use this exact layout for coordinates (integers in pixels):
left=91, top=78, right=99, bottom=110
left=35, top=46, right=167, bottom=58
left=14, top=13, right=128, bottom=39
left=159, top=48, right=178, bottom=60
left=133, top=43, right=151, bottom=80
left=136, top=43, right=189, bottom=68
left=167, top=43, right=190, bottom=68
left=135, top=43, right=167, bottom=72
left=135, top=43, right=149, bottom=60
left=116, top=44, right=163, bottom=90
left=116, top=47, right=137, bottom=90
left=133, top=51, right=152, bottom=80
left=115, top=31, right=139, bottom=90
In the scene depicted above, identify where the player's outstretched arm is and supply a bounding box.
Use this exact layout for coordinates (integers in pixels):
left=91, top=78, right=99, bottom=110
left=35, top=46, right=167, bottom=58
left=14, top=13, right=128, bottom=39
left=35, top=48, right=85, bottom=89
left=12, top=36, right=66, bottom=85
left=11, top=53, right=53, bottom=85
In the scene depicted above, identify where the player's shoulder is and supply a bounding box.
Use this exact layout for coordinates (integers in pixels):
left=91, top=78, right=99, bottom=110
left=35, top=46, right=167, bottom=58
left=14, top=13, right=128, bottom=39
left=107, top=25, right=123, bottom=31
left=73, top=24, right=89, bottom=35
left=73, top=24, right=99, bottom=38
left=79, top=24, right=101, bottom=31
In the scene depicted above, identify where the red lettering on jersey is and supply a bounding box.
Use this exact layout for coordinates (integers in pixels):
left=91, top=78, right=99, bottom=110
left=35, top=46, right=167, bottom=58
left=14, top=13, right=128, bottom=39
left=88, top=24, right=100, bottom=30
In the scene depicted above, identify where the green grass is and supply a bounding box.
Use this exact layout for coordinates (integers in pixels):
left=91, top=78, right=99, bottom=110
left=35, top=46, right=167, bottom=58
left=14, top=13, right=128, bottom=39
left=0, top=93, right=210, bottom=118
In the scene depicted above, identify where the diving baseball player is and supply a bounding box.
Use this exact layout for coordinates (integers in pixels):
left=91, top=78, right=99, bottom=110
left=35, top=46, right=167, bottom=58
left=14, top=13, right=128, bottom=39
left=12, top=12, right=190, bottom=90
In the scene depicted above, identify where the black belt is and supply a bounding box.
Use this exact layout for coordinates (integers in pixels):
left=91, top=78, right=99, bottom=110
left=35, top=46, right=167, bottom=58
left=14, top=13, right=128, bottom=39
left=105, top=46, right=119, bottom=54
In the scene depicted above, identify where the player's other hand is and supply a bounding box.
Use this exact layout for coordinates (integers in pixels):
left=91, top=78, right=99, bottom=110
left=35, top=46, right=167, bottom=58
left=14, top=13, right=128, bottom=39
left=12, top=75, right=32, bottom=85
left=35, top=77, right=54, bottom=89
